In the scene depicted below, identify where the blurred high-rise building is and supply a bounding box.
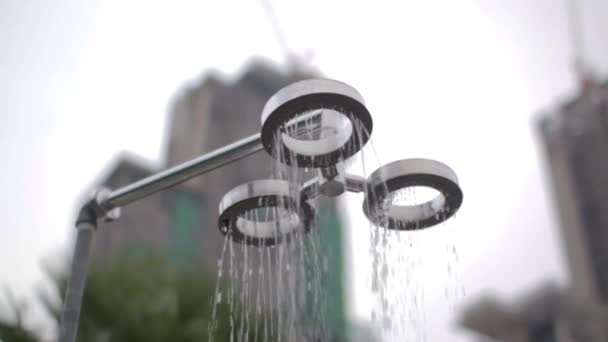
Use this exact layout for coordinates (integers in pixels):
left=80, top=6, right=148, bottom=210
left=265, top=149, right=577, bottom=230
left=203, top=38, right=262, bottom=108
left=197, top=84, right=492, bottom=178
left=460, top=284, right=607, bottom=342
left=537, top=81, right=608, bottom=302
left=85, top=60, right=350, bottom=340
left=460, top=81, right=608, bottom=342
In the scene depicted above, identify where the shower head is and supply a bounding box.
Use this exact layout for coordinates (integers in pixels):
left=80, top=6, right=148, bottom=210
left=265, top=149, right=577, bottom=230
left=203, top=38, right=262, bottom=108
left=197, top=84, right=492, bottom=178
left=362, top=159, right=463, bottom=230
left=217, top=179, right=315, bottom=246
left=260, top=78, right=373, bottom=168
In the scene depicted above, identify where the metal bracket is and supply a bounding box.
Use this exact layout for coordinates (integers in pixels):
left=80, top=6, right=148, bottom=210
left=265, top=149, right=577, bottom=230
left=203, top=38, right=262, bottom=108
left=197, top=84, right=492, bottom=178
left=76, top=188, right=121, bottom=227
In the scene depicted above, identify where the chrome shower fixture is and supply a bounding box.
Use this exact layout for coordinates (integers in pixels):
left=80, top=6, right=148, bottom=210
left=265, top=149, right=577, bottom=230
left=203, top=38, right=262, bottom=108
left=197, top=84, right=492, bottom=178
left=217, top=79, right=463, bottom=246
left=59, top=78, right=463, bottom=342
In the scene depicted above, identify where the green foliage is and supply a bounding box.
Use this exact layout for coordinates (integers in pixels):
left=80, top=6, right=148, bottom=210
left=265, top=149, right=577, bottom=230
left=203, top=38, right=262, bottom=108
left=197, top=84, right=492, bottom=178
left=0, top=288, right=38, bottom=342
left=1, top=252, right=251, bottom=341
left=64, top=254, right=232, bottom=342
left=0, top=321, right=38, bottom=342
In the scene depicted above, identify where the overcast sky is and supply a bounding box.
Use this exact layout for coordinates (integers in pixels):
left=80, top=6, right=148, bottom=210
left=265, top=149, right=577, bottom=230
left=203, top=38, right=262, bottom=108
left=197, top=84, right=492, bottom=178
left=1, top=0, right=607, bottom=340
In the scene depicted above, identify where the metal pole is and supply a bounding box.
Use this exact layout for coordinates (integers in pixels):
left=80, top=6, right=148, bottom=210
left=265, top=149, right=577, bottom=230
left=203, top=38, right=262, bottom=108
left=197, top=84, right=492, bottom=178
left=104, top=132, right=263, bottom=209
left=59, top=223, right=95, bottom=342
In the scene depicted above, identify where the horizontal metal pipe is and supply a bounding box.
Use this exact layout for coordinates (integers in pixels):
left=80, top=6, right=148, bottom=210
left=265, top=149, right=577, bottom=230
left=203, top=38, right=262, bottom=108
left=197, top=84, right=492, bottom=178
left=104, top=133, right=263, bottom=209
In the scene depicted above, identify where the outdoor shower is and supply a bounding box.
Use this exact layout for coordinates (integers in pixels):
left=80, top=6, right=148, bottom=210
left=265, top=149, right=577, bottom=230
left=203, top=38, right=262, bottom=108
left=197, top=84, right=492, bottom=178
left=59, top=78, right=463, bottom=342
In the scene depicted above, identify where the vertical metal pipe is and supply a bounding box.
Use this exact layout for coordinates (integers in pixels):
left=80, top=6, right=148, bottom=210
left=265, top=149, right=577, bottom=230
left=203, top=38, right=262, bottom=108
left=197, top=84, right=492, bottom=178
left=58, top=224, right=95, bottom=342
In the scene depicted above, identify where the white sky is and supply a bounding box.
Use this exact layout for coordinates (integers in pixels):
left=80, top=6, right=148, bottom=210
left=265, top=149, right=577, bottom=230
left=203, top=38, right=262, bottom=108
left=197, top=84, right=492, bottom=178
left=1, top=0, right=607, bottom=340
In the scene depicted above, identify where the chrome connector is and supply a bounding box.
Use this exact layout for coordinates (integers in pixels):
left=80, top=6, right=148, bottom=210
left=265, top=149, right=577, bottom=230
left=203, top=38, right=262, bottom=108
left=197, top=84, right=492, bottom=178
left=76, top=188, right=121, bottom=227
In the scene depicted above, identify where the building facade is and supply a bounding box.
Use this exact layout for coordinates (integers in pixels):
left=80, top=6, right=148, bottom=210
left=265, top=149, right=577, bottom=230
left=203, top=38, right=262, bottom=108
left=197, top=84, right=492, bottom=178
left=537, top=81, right=608, bottom=302
left=460, top=81, right=608, bottom=342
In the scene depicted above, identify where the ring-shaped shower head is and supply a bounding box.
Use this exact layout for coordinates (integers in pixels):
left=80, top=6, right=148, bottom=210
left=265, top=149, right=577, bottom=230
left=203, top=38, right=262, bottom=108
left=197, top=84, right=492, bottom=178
left=260, top=78, right=373, bottom=168
left=363, top=159, right=463, bottom=230
left=218, top=179, right=316, bottom=246
left=216, top=80, right=463, bottom=246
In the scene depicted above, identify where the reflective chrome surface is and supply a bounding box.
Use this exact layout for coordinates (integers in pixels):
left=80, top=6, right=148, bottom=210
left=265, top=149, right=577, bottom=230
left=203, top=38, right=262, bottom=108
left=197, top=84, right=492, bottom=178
left=260, top=78, right=373, bottom=167
left=261, top=79, right=365, bottom=123
left=105, top=133, right=263, bottom=209
left=363, top=158, right=463, bottom=230
left=218, top=179, right=315, bottom=246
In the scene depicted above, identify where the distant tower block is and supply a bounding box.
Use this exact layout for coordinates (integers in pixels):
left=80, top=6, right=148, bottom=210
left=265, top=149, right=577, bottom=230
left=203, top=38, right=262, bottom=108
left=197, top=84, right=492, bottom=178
left=537, top=80, right=608, bottom=302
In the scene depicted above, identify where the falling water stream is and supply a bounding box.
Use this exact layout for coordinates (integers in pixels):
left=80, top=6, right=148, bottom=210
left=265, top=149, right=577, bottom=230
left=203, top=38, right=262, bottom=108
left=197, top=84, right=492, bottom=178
left=367, top=189, right=464, bottom=341
left=209, top=111, right=463, bottom=341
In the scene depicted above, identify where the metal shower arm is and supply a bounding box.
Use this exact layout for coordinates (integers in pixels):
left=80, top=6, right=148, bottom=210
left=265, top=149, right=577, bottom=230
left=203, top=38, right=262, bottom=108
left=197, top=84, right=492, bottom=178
left=103, top=132, right=263, bottom=210
left=102, top=110, right=328, bottom=212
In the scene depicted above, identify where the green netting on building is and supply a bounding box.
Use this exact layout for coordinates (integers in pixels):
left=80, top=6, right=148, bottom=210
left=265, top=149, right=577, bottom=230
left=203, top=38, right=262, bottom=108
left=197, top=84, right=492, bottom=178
left=123, top=240, right=150, bottom=260
left=169, top=191, right=203, bottom=269
left=304, top=205, right=348, bottom=341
